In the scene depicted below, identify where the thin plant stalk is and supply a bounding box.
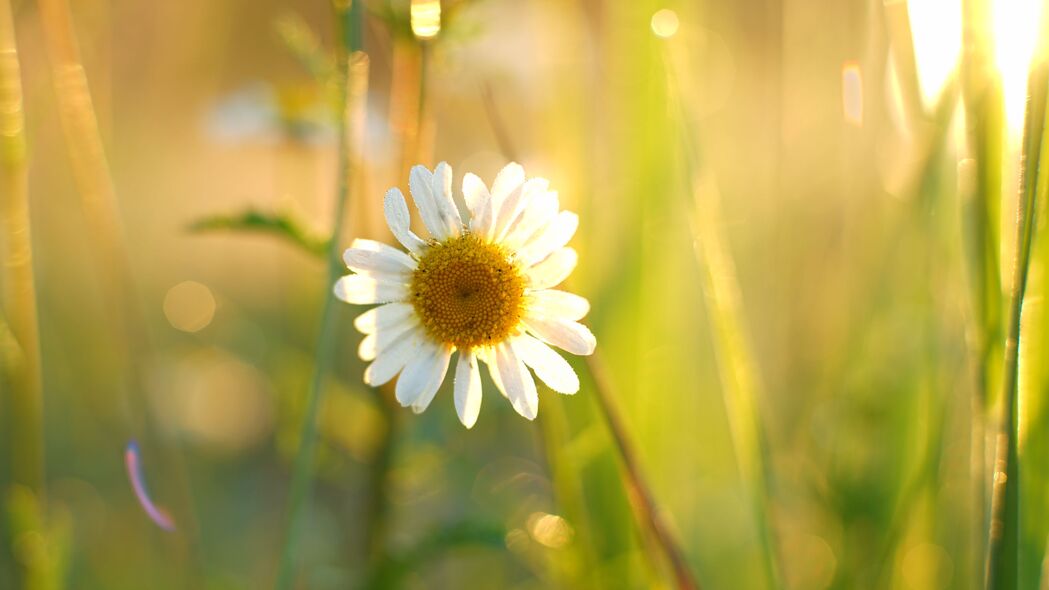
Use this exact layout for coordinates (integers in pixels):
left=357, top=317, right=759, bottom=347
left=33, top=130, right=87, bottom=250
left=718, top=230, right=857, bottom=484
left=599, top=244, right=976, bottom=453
left=0, top=0, right=43, bottom=496
left=661, top=39, right=783, bottom=590
left=985, top=36, right=1049, bottom=590
left=584, top=354, right=702, bottom=590
left=274, top=19, right=368, bottom=588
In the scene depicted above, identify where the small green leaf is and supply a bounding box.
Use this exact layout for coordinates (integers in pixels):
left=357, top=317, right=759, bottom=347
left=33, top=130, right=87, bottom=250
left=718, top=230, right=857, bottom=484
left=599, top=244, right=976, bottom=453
left=188, top=209, right=329, bottom=258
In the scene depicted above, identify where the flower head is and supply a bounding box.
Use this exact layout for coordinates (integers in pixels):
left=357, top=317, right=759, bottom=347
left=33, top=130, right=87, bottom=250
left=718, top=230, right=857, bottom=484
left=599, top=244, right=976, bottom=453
left=335, top=162, right=596, bottom=427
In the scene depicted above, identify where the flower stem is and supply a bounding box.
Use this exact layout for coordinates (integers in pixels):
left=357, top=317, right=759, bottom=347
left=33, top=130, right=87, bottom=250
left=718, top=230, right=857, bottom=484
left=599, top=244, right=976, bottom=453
left=274, top=5, right=367, bottom=585
left=984, top=36, right=1049, bottom=590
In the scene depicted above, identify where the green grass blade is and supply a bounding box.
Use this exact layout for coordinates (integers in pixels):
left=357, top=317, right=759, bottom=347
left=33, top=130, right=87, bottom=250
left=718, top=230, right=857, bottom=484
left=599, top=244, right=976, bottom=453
left=985, top=20, right=1049, bottom=590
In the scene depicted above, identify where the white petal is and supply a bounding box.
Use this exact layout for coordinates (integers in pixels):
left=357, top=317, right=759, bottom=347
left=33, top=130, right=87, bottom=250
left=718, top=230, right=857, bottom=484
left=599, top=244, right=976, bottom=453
left=519, top=212, right=579, bottom=266
left=471, top=198, right=493, bottom=239
left=523, top=316, right=596, bottom=356
left=409, top=165, right=450, bottom=240
left=526, top=248, right=577, bottom=290
left=491, top=162, right=526, bottom=202
left=395, top=339, right=447, bottom=407
left=431, top=162, right=463, bottom=237
left=343, top=239, right=416, bottom=275
left=482, top=163, right=525, bottom=241
left=514, top=335, right=580, bottom=394
left=480, top=347, right=509, bottom=399
left=358, top=314, right=417, bottom=361
left=384, top=188, right=428, bottom=255
left=411, top=345, right=452, bottom=414
left=527, top=290, right=590, bottom=321
left=353, top=302, right=414, bottom=335
left=462, top=173, right=490, bottom=217
left=493, top=178, right=548, bottom=243
left=409, top=342, right=451, bottom=411
left=495, top=341, right=539, bottom=420
left=454, top=350, right=483, bottom=428
left=503, top=190, right=559, bottom=250
left=334, top=274, right=407, bottom=305
left=490, top=183, right=524, bottom=242
left=365, top=329, right=423, bottom=386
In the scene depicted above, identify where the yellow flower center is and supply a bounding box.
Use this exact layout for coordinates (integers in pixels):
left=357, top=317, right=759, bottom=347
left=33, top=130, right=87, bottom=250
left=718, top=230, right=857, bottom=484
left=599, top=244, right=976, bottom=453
left=410, top=234, right=526, bottom=350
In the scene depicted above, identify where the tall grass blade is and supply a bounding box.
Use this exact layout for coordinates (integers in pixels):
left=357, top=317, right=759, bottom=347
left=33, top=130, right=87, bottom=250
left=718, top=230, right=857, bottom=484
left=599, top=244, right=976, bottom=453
left=960, top=0, right=1005, bottom=582
left=661, top=37, right=784, bottom=590
left=0, top=0, right=43, bottom=496
left=985, top=16, right=1049, bottom=589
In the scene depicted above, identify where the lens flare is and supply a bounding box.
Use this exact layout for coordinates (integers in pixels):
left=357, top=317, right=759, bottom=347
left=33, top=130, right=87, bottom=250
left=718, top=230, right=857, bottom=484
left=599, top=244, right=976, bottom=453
left=842, top=62, right=863, bottom=126
left=124, top=441, right=176, bottom=531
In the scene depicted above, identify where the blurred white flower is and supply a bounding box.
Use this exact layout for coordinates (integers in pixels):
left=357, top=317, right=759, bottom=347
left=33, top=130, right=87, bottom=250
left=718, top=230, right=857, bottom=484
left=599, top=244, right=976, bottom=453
left=335, top=162, right=595, bottom=427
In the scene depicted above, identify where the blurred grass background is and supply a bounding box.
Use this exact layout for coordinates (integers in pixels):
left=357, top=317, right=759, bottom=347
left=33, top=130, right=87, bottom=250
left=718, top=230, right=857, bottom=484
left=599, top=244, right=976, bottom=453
left=2, top=0, right=1049, bottom=588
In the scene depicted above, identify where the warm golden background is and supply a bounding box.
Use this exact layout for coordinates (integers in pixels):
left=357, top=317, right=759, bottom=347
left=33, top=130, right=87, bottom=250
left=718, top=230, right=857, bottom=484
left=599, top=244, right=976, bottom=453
left=2, top=0, right=1048, bottom=588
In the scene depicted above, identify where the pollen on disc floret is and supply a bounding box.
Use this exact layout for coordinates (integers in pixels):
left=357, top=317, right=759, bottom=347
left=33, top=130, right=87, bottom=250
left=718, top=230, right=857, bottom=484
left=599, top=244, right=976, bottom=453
left=410, top=233, right=526, bottom=350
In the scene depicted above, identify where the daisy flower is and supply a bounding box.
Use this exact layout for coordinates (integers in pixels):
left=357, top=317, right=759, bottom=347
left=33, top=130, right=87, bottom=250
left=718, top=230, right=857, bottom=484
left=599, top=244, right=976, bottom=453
left=334, top=162, right=596, bottom=427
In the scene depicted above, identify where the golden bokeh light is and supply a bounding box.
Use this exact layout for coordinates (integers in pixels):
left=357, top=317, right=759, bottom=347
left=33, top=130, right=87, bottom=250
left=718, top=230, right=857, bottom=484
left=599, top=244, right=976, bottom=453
left=526, top=512, right=573, bottom=549
left=163, top=280, right=216, bottom=333
left=150, top=351, right=275, bottom=454
left=411, top=0, right=441, bottom=39
left=651, top=9, right=680, bottom=39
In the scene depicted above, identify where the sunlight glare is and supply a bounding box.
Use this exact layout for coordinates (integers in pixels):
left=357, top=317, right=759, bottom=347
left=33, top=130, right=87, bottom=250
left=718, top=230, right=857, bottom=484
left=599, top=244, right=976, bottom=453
left=993, top=0, right=1043, bottom=136
left=907, top=0, right=962, bottom=108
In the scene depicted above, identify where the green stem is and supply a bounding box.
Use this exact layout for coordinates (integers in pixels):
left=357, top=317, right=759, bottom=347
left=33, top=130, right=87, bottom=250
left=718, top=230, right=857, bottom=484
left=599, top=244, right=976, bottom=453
left=274, top=5, right=365, bottom=586
left=985, top=41, right=1049, bottom=590
left=363, top=391, right=396, bottom=568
